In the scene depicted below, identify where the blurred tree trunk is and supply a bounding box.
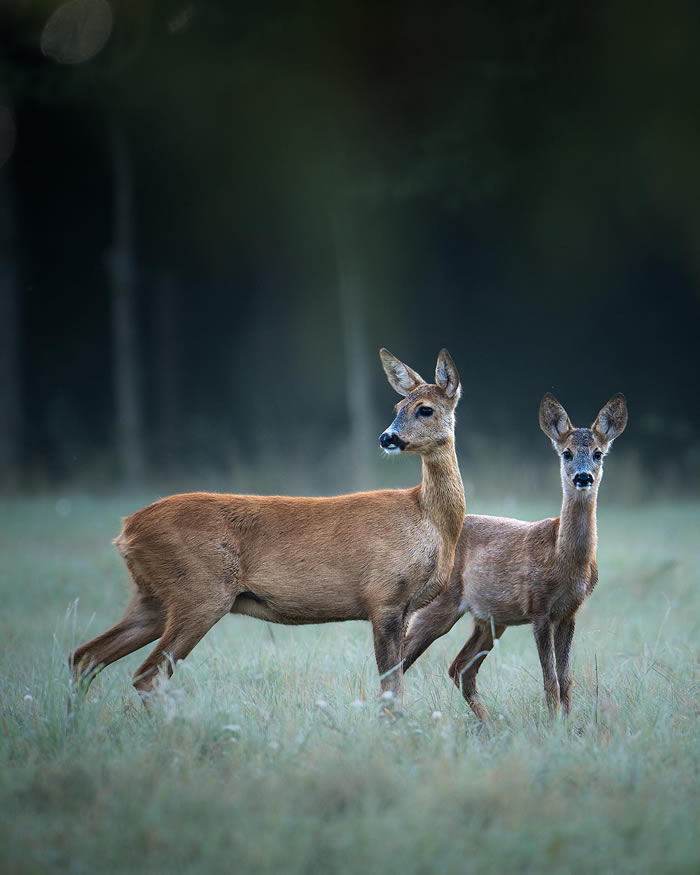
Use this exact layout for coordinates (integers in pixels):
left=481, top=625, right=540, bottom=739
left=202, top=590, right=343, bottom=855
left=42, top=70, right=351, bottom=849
left=107, top=122, right=145, bottom=484
left=154, top=272, right=178, bottom=474
left=332, top=209, right=373, bottom=490
left=0, top=174, right=21, bottom=489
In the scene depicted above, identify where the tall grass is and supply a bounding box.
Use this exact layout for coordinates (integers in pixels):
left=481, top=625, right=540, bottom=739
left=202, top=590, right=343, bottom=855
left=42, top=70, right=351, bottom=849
left=0, top=495, right=697, bottom=874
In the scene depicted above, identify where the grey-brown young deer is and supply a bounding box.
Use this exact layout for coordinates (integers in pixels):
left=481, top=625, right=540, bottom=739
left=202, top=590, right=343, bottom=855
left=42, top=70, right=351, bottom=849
left=70, top=349, right=465, bottom=705
left=402, top=393, right=627, bottom=719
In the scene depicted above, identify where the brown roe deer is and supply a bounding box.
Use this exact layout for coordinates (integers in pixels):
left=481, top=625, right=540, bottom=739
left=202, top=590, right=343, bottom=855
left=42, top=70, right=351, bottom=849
left=402, top=393, right=627, bottom=719
left=70, top=349, right=465, bottom=704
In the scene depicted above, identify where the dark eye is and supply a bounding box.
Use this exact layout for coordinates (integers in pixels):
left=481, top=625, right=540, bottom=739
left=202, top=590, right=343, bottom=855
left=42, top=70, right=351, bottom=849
left=562, top=450, right=573, bottom=461
left=593, top=450, right=603, bottom=460
left=417, top=406, right=433, bottom=417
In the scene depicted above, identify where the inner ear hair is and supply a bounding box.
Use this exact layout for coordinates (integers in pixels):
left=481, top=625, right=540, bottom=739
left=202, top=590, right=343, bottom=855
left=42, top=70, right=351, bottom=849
left=434, top=348, right=461, bottom=400
left=592, top=393, right=628, bottom=441
left=539, top=393, right=573, bottom=441
left=379, top=348, right=425, bottom=397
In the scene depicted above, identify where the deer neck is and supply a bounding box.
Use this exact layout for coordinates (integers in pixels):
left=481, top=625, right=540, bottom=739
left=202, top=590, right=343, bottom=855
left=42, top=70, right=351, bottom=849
left=419, top=440, right=465, bottom=546
left=557, top=487, right=598, bottom=570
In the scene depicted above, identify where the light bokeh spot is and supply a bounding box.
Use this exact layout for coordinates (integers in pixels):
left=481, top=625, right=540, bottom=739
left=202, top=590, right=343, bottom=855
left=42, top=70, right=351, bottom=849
left=41, top=0, right=113, bottom=65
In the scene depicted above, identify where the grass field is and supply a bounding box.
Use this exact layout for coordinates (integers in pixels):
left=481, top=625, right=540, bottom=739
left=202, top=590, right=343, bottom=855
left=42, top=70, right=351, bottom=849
left=0, top=494, right=698, bottom=874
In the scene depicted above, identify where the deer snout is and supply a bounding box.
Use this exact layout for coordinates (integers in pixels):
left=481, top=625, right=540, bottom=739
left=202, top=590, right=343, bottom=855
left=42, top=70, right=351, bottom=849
left=379, top=431, right=407, bottom=452
left=573, top=472, right=594, bottom=488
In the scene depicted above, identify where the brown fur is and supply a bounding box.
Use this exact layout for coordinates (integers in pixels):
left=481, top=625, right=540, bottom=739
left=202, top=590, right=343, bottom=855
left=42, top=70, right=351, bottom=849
left=403, top=393, right=627, bottom=720
left=69, top=349, right=465, bottom=705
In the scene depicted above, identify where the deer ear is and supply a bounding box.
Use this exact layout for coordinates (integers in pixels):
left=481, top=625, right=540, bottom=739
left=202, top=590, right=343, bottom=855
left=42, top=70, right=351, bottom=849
left=539, top=393, right=572, bottom=442
left=592, top=393, right=627, bottom=443
left=435, top=349, right=461, bottom=400
left=379, top=349, right=425, bottom=397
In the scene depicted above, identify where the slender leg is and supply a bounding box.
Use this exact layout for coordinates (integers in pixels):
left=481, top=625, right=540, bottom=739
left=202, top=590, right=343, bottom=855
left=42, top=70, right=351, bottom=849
left=132, top=600, right=231, bottom=698
left=371, top=610, right=405, bottom=702
left=402, top=581, right=465, bottom=672
left=448, top=621, right=506, bottom=721
left=554, top=617, right=576, bottom=715
left=69, top=593, right=165, bottom=692
left=533, top=617, right=559, bottom=716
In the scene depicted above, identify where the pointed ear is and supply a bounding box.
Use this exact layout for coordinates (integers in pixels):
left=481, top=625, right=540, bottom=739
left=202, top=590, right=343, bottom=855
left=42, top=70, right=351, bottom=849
left=379, top=348, right=425, bottom=397
left=435, top=349, right=461, bottom=400
left=592, top=393, right=628, bottom=443
left=539, top=393, right=572, bottom=442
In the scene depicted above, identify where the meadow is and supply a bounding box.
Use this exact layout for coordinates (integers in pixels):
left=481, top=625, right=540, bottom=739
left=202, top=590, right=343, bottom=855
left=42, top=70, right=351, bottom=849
left=0, top=493, right=698, bottom=874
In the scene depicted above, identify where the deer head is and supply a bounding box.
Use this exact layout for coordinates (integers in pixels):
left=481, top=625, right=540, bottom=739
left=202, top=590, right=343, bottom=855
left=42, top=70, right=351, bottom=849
left=379, top=349, right=461, bottom=456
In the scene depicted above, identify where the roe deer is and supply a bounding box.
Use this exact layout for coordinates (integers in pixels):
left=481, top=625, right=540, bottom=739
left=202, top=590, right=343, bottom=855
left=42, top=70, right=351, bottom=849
left=401, top=393, right=627, bottom=720
left=70, top=349, right=465, bottom=704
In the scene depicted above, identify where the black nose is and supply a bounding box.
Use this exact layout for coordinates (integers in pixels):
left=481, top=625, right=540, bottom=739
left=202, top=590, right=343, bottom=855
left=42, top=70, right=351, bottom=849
left=379, top=432, right=407, bottom=450
left=573, top=472, right=593, bottom=487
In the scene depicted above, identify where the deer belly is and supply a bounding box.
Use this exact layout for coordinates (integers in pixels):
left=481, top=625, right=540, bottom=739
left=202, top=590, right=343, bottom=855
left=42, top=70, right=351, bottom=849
left=232, top=593, right=365, bottom=625
left=241, top=527, right=433, bottom=623
left=240, top=557, right=369, bottom=622
left=463, top=571, right=530, bottom=626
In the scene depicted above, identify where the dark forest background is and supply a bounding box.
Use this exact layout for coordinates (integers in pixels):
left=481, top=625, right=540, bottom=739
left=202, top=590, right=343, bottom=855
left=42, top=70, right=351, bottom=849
left=1, top=0, right=698, bottom=499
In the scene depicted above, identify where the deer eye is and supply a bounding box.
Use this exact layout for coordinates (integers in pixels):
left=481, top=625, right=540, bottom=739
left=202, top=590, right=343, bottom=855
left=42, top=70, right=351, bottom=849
left=417, top=406, right=433, bottom=417
left=562, top=450, right=573, bottom=461
left=593, top=450, right=603, bottom=460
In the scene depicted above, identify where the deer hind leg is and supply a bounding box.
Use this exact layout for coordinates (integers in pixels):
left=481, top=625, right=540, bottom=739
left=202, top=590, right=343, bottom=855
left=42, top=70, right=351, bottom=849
left=554, top=617, right=576, bottom=715
left=69, top=592, right=166, bottom=692
left=533, top=617, right=560, bottom=717
left=132, top=589, right=233, bottom=700
left=448, top=621, right=506, bottom=721
left=402, top=581, right=465, bottom=673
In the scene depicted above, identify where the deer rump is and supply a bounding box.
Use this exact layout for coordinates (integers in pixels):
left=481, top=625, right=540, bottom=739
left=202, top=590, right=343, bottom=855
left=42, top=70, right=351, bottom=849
left=116, top=490, right=438, bottom=626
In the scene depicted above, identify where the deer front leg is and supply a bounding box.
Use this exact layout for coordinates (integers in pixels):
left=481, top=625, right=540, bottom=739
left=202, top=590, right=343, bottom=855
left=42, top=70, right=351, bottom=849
left=533, top=618, right=559, bottom=717
left=371, top=610, right=405, bottom=704
left=448, top=621, right=506, bottom=721
left=554, top=617, right=576, bottom=715
left=402, top=579, right=465, bottom=673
